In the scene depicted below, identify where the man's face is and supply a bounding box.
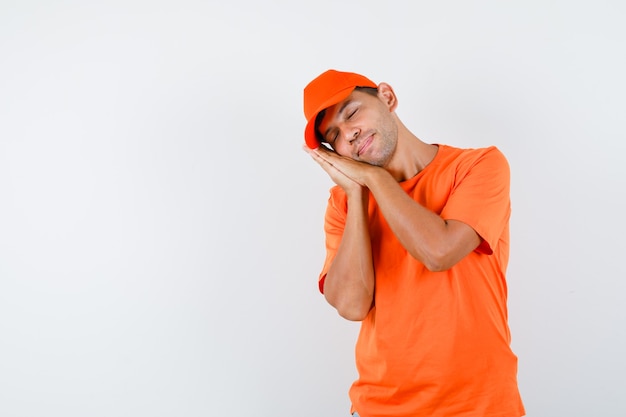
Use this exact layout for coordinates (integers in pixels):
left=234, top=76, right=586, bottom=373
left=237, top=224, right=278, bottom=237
left=317, top=90, right=397, bottom=167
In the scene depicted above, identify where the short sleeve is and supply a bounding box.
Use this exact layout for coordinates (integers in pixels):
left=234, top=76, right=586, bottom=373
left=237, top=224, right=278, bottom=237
left=440, top=146, right=511, bottom=255
left=318, top=187, right=348, bottom=293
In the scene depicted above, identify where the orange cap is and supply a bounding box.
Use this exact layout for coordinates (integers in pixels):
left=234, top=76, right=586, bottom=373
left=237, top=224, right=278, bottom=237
left=303, top=69, right=377, bottom=149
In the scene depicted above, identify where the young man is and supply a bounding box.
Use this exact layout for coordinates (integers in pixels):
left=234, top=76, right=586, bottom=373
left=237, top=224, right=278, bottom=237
left=303, top=69, right=525, bottom=417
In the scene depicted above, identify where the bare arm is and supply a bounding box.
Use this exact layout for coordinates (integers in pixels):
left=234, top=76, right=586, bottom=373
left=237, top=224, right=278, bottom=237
left=305, top=147, right=375, bottom=321
left=312, top=147, right=481, bottom=272
left=363, top=168, right=480, bottom=271
left=323, top=187, right=375, bottom=321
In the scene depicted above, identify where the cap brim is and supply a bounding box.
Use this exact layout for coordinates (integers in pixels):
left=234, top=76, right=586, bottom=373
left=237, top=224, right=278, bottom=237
left=303, top=86, right=356, bottom=149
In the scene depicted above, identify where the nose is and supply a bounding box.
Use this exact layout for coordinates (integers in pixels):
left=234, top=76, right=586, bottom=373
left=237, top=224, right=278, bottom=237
left=341, top=126, right=360, bottom=144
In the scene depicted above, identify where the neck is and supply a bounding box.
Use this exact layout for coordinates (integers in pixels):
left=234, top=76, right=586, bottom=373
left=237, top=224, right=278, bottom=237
left=384, top=119, right=438, bottom=182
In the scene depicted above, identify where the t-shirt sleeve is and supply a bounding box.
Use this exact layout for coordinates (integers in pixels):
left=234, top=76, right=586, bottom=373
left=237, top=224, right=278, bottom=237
left=318, top=188, right=347, bottom=294
left=440, top=146, right=511, bottom=255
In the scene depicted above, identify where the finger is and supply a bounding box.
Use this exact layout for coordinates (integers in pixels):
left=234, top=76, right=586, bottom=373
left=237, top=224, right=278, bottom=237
left=310, top=150, right=336, bottom=171
left=302, top=143, right=319, bottom=154
left=312, top=148, right=341, bottom=167
left=310, top=150, right=348, bottom=176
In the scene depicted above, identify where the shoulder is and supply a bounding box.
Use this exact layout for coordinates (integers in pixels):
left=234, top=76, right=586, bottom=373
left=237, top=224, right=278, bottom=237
left=437, top=144, right=509, bottom=174
left=439, top=143, right=507, bottom=160
left=325, top=185, right=348, bottom=217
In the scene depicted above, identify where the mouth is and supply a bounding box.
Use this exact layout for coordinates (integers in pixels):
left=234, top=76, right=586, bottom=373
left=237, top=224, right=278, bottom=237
left=357, top=134, right=374, bottom=157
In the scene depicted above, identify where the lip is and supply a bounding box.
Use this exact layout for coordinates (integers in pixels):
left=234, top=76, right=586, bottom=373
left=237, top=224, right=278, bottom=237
left=357, top=134, right=374, bottom=157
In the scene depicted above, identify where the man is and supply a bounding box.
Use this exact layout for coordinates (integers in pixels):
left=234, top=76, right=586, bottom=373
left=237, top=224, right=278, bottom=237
left=302, top=69, right=525, bottom=417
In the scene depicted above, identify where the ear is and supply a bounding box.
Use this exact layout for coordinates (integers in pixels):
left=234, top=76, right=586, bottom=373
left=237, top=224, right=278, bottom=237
left=377, top=82, right=398, bottom=112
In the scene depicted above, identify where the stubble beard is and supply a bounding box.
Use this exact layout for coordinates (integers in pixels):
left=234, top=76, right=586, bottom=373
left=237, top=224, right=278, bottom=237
left=362, top=121, right=398, bottom=168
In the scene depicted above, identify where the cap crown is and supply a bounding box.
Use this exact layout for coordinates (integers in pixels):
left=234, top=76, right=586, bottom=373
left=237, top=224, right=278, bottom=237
left=303, top=70, right=377, bottom=148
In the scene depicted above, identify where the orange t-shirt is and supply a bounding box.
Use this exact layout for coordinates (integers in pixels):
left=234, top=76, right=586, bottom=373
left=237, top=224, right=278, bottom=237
left=319, top=145, right=525, bottom=417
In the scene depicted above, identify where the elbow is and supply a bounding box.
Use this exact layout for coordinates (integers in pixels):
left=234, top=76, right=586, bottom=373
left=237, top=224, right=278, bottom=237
left=415, top=247, right=455, bottom=272
left=423, top=260, right=450, bottom=272
left=326, top=294, right=372, bottom=322
left=337, top=305, right=370, bottom=321
left=422, top=254, right=451, bottom=272
left=412, top=220, right=482, bottom=271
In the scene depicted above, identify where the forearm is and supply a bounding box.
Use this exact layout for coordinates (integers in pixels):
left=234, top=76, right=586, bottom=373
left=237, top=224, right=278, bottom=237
left=323, top=189, right=375, bottom=321
left=364, top=169, right=480, bottom=271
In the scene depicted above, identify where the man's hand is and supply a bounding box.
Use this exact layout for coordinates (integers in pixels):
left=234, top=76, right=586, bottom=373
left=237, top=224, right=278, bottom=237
left=303, top=144, right=376, bottom=321
left=303, top=145, right=378, bottom=194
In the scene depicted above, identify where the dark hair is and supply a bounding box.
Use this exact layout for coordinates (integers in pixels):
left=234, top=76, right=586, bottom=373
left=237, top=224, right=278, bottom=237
left=354, top=86, right=379, bottom=96
left=314, top=86, right=378, bottom=145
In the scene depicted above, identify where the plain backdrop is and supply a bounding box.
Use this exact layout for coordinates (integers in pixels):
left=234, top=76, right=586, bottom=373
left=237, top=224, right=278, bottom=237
left=1, top=1, right=625, bottom=416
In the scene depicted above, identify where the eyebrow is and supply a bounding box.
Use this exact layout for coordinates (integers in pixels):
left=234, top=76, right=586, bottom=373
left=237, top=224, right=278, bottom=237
left=322, top=99, right=354, bottom=140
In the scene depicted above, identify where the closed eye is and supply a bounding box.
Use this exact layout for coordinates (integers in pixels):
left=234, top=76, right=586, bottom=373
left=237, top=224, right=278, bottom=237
left=326, top=130, right=338, bottom=145
left=325, top=105, right=357, bottom=145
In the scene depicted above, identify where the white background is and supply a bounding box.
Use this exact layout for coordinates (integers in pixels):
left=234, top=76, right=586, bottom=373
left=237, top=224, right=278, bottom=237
left=1, top=1, right=625, bottom=416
